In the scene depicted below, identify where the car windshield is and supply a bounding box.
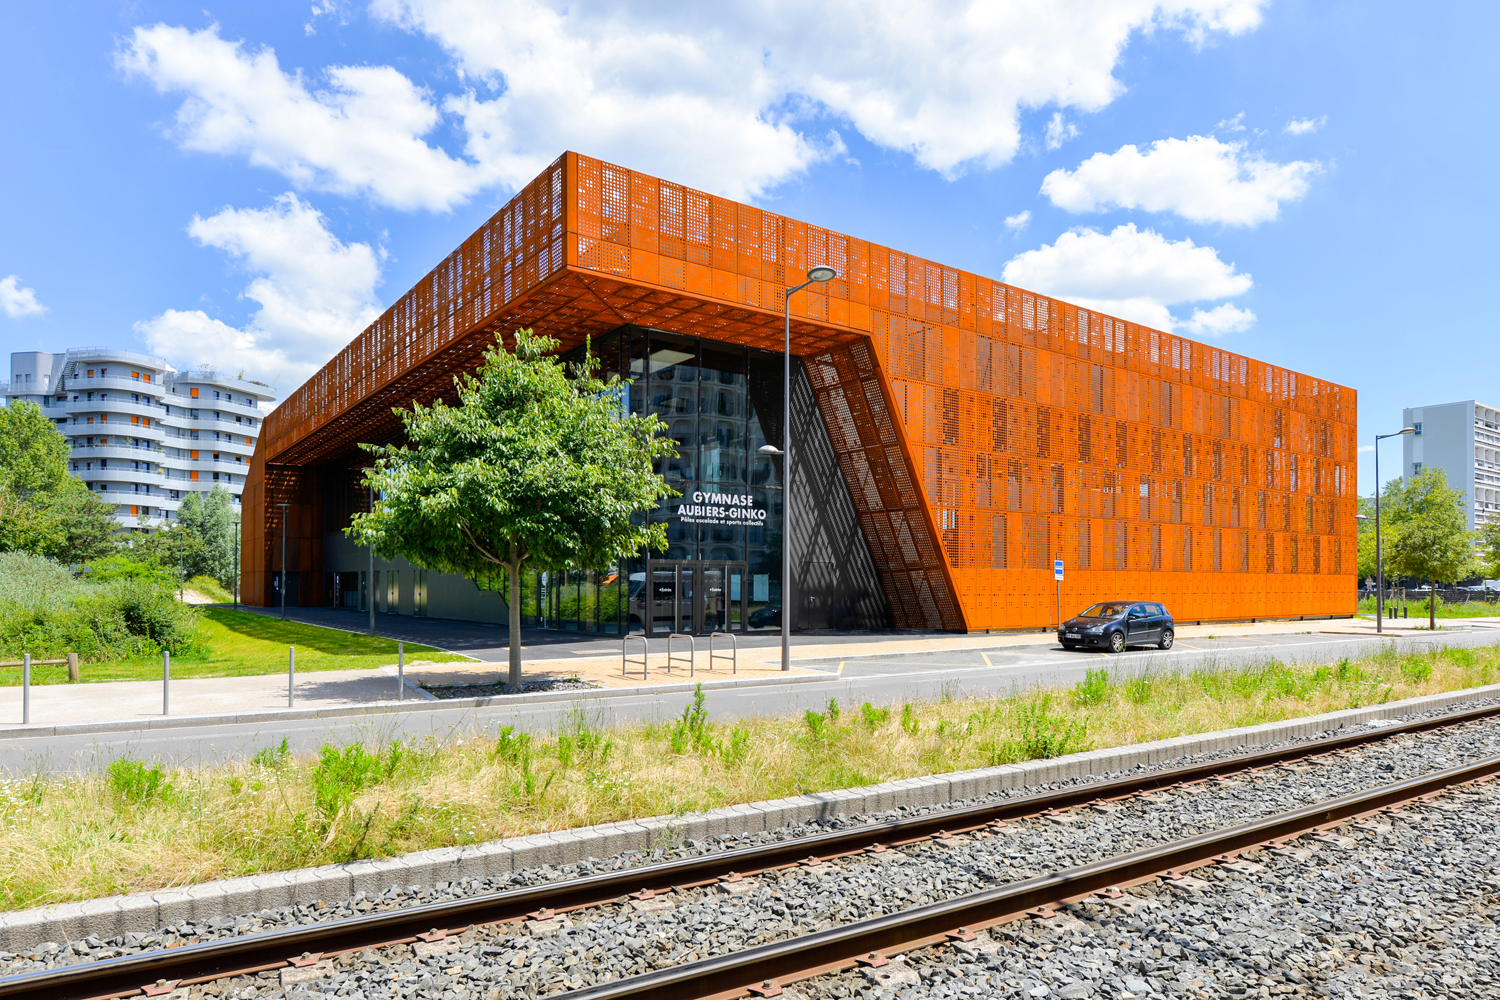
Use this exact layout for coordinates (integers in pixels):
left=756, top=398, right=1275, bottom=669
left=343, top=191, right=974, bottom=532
left=1079, top=603, right=1128, bottom=618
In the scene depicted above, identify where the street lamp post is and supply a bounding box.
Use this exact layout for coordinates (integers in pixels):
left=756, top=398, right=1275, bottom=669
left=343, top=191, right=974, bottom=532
left=1373, top=427, right=1417, bottom=634
left=363, top=468, right=376, bottom=636
left=278, top=502, right=291, bottom=621
left=758, top=265, right=837, bottom=673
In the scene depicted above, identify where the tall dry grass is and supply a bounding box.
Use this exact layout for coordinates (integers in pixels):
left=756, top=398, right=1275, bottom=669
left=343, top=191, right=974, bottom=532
left=1, top=642, right=1496, bottom=909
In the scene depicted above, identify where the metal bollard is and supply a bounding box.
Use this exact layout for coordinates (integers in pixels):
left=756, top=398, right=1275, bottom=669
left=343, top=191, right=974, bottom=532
left=163, top=650, right=170, bottom=716
left=22, top=654, right=30, bottom=725
left=398, top=642, right=404, bottom=701
left=289, top=646, right=296, bottom=707
left=67, top=652, right=79, bottom=683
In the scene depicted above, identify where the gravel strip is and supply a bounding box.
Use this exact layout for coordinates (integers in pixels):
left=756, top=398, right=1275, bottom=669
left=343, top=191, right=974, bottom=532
left=832, top=776, right=1500, bottom=998
left=420, top=678, right=602, bottom=699
left=5, top=699, right=1500, bottom=996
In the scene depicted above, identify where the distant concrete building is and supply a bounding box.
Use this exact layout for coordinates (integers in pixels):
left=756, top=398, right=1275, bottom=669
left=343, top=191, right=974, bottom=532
left=1402, top=399, right=1500, bottom=531
left=4, top=347, right=277, bottom=530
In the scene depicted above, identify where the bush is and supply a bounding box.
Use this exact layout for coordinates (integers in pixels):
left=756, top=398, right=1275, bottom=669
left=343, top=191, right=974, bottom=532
left=0, top=554, right=203, bottom=661
left=108, top=759, right=173, bottom=805
left=1071, top=668, right=1110, bottom=706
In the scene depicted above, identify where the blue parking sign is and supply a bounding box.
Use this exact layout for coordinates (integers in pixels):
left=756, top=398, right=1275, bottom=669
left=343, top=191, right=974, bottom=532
left=1053, top=559, right=1064, bottom=581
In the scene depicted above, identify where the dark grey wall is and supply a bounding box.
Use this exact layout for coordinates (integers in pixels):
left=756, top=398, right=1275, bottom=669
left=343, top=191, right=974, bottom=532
left=788, top=360, right=892, bottom=630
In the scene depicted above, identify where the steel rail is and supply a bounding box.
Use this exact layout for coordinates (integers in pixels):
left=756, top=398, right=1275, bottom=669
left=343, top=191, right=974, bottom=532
left=2, top=701, right=1496, bottom=1000
left=564, top=752, right=1500, bottom=1000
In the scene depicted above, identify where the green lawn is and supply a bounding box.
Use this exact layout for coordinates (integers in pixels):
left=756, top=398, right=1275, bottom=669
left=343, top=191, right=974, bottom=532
left=2, top=609, right=472, bottom=685
left=1357, top=595, right=1500, bottom=619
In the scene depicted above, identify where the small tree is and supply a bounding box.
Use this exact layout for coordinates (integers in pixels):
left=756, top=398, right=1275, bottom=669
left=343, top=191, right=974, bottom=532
left=1481, top=518, right=1500, bottom=583
left=1355, top=495, right=1378, bottom=584
left=0, top=401, right=117, bottom=564
left=1384, top=468, right=1479, bottom=628
left=177, top=486, right=238, bottom=587
left=348, top=329, right=675, bottom=687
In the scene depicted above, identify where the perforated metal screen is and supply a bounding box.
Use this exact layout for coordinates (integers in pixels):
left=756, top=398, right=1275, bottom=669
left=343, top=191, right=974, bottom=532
left=248, top=152, right=1356, bottom=626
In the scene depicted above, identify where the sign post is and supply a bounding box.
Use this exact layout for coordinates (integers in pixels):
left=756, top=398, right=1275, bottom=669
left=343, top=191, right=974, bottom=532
left=1053, top=557, right=1065, bottom=634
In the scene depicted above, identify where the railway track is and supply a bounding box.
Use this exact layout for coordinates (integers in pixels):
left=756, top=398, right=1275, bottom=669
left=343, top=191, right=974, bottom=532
left=5, top=702, right=1500, bottom=1000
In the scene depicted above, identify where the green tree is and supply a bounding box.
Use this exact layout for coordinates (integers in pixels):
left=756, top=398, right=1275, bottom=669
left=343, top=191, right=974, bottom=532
left=1356, top=494, right=1378, bottom=583
left=1480, top=518, right=1500, bottom=582
left=0, top=399, right=69, bottom=496
left=40, top=481, right=119, bottom=565
left=1384, top=468, right=1479, bottom=628
left=0, top=401, right=117, bottom=564
left=348, top=329, right=675, bottom=686
left=177, top=486, right=238, bottom=587
left=124, top=524, right=206, bottom=597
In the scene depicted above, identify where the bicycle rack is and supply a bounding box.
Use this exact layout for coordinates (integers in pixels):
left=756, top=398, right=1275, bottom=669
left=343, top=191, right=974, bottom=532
left=666, top=633, right=695, bottom=677
left=622, top=634, right=648, bottom=680
left=709, top=631, right=737, bottom=674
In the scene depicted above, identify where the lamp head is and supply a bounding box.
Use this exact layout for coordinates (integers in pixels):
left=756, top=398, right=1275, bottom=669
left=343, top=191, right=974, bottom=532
left=807, top=265, right=837, bottom=282
left=757, top=444, right=784, bottom=456
left=1399, top=426, right=1416, bottom=435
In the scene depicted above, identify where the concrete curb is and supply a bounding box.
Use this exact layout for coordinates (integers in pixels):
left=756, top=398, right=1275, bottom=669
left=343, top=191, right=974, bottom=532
left=0, top=670, right=834, bottom=742
left=5, top=680, right=1500, bottom=951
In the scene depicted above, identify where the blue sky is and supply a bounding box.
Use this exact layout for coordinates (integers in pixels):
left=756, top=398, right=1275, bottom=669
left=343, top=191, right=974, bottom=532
left=2, top=1, right=1495, bottom=498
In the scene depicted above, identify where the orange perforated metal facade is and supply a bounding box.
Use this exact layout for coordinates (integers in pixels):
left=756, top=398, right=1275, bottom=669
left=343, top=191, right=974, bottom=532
left=244, top=151, right=1357, bottom=630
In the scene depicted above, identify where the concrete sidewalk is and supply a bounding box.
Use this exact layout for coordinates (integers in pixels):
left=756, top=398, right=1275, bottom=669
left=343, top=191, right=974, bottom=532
left=4, top=615, right=1495, bottom=731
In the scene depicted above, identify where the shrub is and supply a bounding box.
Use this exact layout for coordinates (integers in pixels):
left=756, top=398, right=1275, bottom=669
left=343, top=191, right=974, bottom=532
left=1400, top=655, right=1434, bottom=683
left=108, top=759, right=172, bottom=805
left=1072, top=668, right=1110, bottom=706
left=310, top=742, right=384, bottom=825
left=859, top=702, right=890, bottom=729
left=1013, top=695, right=1090, bottom=759
left=0, top=554, right=203, bottom=661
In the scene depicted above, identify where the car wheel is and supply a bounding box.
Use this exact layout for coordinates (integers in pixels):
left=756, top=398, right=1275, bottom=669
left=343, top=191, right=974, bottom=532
left=1158, top=628, right=1174, bottom=650
left=1060, top=641, right=1077, bottom=650
left=1108, top=631, right=1126, bottom=653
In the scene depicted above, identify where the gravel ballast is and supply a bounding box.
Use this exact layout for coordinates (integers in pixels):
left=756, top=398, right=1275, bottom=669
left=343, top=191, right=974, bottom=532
left=6, top=696, right=1500, bottom=997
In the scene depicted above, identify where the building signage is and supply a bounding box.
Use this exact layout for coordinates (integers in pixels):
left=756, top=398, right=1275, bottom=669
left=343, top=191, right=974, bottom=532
left=675, top=491, right=768, bottom=526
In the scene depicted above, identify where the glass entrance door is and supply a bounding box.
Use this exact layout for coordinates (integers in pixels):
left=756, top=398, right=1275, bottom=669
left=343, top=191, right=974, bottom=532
left=646, top=561, right=749, bottom=634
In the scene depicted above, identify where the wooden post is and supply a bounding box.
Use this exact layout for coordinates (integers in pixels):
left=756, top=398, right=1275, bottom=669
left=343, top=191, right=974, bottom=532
left=67, top=652, right=79, bottom=683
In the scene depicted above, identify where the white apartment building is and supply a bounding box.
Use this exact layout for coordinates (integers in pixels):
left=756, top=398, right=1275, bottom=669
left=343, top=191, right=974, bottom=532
left=1402, top=399, right=1500, bottom=531
left=4, top=347, right=277, bottom=529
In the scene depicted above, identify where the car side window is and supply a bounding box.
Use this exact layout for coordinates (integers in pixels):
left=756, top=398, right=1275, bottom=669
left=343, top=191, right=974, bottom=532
left=1129, top=603, right=1147, bottom=618
left=1151, top=604, right=1166, bottom=617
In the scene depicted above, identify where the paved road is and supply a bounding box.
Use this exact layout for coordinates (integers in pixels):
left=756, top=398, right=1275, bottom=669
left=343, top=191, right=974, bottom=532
left=4, top=626, right=1498, bottom=775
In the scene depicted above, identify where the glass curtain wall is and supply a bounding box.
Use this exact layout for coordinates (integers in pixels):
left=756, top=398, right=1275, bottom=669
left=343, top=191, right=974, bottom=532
left=523, top=326, right=786, bottom=633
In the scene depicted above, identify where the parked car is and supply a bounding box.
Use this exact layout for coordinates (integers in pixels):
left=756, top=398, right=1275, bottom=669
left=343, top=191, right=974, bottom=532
left=1058, top=601, right=1174, bottom=652
left=748, top=605, right=781, bottom=628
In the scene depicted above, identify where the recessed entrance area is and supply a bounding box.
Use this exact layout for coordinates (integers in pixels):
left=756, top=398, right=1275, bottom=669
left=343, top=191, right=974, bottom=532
left=642, top=560, right=751, bottom=634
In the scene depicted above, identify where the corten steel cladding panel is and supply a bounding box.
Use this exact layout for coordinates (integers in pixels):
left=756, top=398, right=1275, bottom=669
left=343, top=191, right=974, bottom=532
left=248, top=152, right=1357, bottom=627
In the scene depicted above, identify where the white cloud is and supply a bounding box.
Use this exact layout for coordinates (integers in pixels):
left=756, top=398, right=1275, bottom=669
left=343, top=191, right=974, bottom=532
left=135, top=193, right=382, bottom=390
left=1180, top=301, right=1256, bottom=337
left=1044, top=112, right=1080, bottom=150
left=1040, top=134, right=1318, bottom=225
left=118, top=3, right=1269, bottom=210
left=1001, top=223, right=1252, bottom=333
left=1284, top=115, right=1326, bottom=135
left=1217, top=112, right=1246, bottom=132
left=1003, top=210, right=1032, bottom=234
left=0, top=276, right=47, bottom=319
left=118, top=24, right=500, bottom=211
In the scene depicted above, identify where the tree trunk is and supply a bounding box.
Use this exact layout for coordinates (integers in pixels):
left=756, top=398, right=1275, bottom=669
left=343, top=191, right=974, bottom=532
left=1430, top=579, right=1436, bottom=630
left=508, top=540, right=523, bottom=690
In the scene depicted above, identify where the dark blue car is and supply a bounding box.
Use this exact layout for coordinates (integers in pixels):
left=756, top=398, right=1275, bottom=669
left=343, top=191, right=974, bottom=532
left=1058, top=601, right=1175, bottom=653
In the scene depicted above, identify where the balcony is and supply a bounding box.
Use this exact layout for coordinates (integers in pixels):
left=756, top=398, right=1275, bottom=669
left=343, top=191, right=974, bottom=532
left=70, top=444, right=166, bottom=463
left=62, top=375, right=168, bottom=398
left=77, top=466, right=164, bottom=486
left=68, top=397, right=164, bottom=421
left=165, top=393, right=264, bottom=418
